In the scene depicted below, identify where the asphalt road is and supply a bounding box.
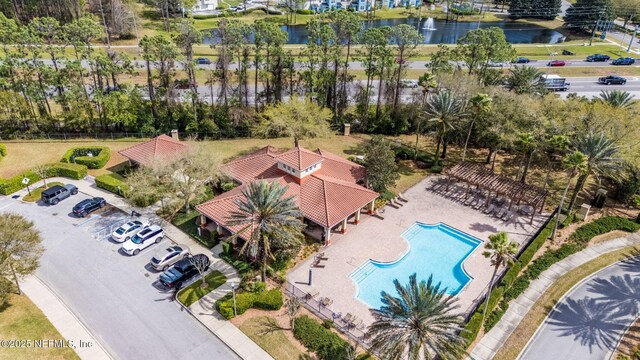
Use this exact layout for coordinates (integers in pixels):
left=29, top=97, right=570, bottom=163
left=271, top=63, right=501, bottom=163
left=0, top=193, right=239, bottom=360
left=519, top=256, right=640, bottom=360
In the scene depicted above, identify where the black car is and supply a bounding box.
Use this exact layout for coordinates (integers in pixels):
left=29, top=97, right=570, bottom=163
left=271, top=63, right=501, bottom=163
left=512, top=57, right=530, bottom=64
left=586, top=54, right=610, bottom=62
left=598, top=75, right=627, bottom=85
left=72, top=197, right=106, bottom=217
left=195, top=57, right=212, bottom=65
left=159, top=254, right=210, bottom=289
left=611, top=57, right=635, bottom=65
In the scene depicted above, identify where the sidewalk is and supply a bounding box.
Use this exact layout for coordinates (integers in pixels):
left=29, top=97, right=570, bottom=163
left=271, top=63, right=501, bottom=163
left=20, top=275, right=112, bottom=360
left=15, top=176, right=273, bottom=360
left=469, top=232, right=640, bottom=360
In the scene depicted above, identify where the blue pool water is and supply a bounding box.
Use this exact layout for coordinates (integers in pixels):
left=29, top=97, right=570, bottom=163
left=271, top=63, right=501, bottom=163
left=350, top=222, right=482, bottom=309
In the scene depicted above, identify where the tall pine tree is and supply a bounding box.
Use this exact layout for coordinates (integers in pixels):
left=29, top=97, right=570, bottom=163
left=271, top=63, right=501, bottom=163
left=564, top=0, right=615, bottom=31
left=509, top=0, right=562, bottom=19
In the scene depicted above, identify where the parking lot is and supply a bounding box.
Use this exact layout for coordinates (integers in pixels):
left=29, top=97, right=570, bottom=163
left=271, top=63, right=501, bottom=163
left=3, top=193, right=238, bottom=360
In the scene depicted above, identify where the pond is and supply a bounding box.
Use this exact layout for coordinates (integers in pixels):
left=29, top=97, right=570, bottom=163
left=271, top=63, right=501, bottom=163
left=202, top=17, right=565, bottom=45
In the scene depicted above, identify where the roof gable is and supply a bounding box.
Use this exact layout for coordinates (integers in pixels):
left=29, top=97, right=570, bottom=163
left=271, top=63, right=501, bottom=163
left=118, top=134, right=187, bottom=166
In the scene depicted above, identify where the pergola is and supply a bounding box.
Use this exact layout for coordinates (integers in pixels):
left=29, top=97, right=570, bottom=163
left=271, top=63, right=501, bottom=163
left=443, top=162, right=548, bottom=224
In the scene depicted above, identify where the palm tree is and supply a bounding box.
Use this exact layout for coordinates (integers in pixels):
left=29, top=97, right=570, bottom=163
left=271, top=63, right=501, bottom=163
left=598, top=90, right=636, bottom=109
left=567, top=132, right=622, bottom=213
left=505, top=66, right=546, bottom=95
left=461, top=93, right=492, bottom=162
left=226, top=181, right=305, bottom=281
left=424, top=90, right=467, bottom=163
left=551, top=151, right=588, bottom=241
left=367, top=273, right=466, bottom=360
left=482, top=232, right=518, bottom=320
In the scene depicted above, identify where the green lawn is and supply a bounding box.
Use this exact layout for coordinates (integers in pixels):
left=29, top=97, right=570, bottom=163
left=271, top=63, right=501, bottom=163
left=22, top=182, right=64, bottom=202
left=0, top=294, right=79, bottom=360
left=238, top=316, right=305, bottom=360
left=172, top=210, right=218, bottom=248
left=177, top=270, right=227, bottom=307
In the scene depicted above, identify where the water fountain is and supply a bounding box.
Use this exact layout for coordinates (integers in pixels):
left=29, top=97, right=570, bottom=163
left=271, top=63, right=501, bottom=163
left=422, top=17, right=436, bottom=31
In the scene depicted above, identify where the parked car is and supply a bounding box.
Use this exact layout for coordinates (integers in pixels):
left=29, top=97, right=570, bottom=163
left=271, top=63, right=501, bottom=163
left=586, top=54, right=610, bottom=62
left=598, top=75, right=627, bottom=85
left=611, top=57, right=635, bottom=65
left=487, top=61, right=508, bottom=67
left=151, top=245, right=190, bottom=271
left=512, top=57, right=530, bottom=64
left=121, top=225, right=164, bottom=255
left=159, top=254, right=210, bottom=289
left=547, top=60, right=567, bottom=67
left=42, top=184, right=78, bottom=205
left=72, top=197, right=106, bottom=217
left=112, top=220, right=148, bottom=243
left=195, top=57, right=211, bottom=65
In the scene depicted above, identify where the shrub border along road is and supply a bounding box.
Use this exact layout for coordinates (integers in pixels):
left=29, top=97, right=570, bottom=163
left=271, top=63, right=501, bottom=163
left=463, top=216, right=640, bottom=345
left=0, top=163, right=87, bottom=195
left=493, top=244, right=640, bottom=360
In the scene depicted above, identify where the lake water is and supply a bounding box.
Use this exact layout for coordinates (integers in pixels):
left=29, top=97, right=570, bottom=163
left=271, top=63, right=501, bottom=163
left=202, top=18, right=565, bottom=45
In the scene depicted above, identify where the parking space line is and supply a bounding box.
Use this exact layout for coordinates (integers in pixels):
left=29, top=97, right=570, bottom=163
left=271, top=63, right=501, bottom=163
left=75, top=215, right=101, bottom=227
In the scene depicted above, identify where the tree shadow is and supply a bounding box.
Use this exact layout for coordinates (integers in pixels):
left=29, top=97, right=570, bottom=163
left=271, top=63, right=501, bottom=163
left=588, top=274, right=640, bottom=317
left=547, top=297, right=630, bottom=352
left=618, top=254, right=640, bottom=274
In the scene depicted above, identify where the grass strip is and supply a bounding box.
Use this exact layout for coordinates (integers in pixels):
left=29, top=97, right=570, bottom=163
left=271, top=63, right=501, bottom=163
left=177, top=270, right=226, bottom=307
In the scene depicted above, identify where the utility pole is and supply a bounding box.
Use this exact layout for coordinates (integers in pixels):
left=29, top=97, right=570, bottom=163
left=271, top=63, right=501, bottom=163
left=589, top=7, right=606, bottom=46
left=627, top=25, right=639, bottom=53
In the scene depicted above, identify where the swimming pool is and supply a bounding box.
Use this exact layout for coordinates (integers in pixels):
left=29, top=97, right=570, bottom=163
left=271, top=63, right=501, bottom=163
left=350, top=222, right=482, bottom=309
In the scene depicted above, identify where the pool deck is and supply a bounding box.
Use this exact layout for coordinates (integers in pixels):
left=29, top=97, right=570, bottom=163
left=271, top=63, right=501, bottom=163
left=287, top=176, right=549, bottom=327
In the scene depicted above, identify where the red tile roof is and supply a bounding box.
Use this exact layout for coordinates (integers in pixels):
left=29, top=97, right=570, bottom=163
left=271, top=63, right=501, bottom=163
left=118, top=135, right=187, bottom=167
left=277, top=146, right=324, bottom=171
left=196, top=146, right=378, bottom=237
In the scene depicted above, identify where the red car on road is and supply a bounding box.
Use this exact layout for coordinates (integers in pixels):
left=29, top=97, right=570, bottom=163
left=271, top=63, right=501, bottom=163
left=547, top=60, right=567, bottom=67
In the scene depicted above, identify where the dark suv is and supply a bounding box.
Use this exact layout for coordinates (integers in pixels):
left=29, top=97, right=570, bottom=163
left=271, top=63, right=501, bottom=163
left=586, top=54, right=610, bottom=62
left=42, top=184, right=78, bottom=205
left=72, top=197, right=106, bottom=217
left=159, top=254, right=210, bottom=289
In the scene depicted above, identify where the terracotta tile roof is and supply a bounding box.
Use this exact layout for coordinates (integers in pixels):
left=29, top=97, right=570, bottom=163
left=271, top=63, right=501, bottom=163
left=277, top=146, right=324, bottom=171
left=118, top=134, right=187, bottom=167
left=197, top=146, right=378, bottom=235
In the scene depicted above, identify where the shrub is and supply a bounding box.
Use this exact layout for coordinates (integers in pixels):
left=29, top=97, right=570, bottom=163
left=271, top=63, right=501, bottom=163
left=484, top=286, right=505, bottom=314
left=221, top=181, right=236, bottom=192
left=484, top=301, right=509, bottom=331
left=461, top=312, right=484, bottom=343
left=293, top=315, right=352, bottom=360
left=501, top=262, right=521, bottom=288
left=253, top=289, right=283, bottom=310
left=49, top=162, right=88, bottom=180
left=430, top=164, right=443, bottom=173
left=379, top=190, right=395, bottom=201
left=95, top=173, right=127, bottom=195
left=0, top=144, right=6, bottom=157
left=569, top=216, right=640, bottom=246
left=296, top=9, right=314, bottom=14
left=215, top=289, right=283, bottom=318
left=61, top=146, right=111, bottom=169
left=0, top=171, right=41, bottom=195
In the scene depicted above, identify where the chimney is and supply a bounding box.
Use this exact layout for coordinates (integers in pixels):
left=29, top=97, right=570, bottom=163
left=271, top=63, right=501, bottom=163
left=170, top=129, right=179, bottom=140
left=343, top=123, right=351, bottom=136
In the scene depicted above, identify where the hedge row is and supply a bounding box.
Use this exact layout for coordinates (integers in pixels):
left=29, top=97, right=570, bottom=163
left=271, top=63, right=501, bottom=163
left=95, top=173, right=127, bottom=195
left=0, top=144, right=6, bottom=162
left=461, top=219, right=555, bottom=343
left=215, top=289, right=283, bottom=319
left=470, top=216, right=640, bottom=340
left=293, top=315, right=352, bottom=360
left=61, top=146, right=111, bottom=169
left=0, top=163, right=87, bottom=195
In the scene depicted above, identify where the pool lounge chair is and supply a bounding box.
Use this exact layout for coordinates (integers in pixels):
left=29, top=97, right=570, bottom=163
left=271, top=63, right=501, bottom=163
left=320, top=297, right=333, bottom=307
left=341, top=313, right=354, bottom=325
left=484, top=203, right=496, bottom=214
left=495, top=206, right=507, bottom=218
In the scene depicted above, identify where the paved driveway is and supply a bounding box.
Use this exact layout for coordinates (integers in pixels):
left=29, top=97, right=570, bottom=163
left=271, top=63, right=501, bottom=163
left=3, top=194, right=238, bottom=360
left=519, top=256, right=640, bottom=360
